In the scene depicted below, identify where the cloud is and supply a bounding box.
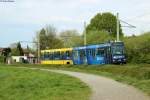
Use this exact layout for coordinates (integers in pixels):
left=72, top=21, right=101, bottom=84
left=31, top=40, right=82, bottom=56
left=50, top=0, right=100, bottom=4
left=0, top=0, right=150, bottom=36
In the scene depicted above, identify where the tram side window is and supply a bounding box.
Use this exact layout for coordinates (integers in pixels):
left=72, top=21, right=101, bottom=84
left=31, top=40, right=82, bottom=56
left=41, top=53, right=44, bottom=60
left=44, top=52, right=49, bottom=60
left=79, top=50, right=82, bottom=58
left=60, top=52, right=64, bottom=60
left=49, top=52, right=53, bottom=60
left=73, top=50, right=78, bottom=60
left=92, top=49, right=96, bottom=58
left=80, top=50, right=86, bottom=58
left=66, top=51, right=72, bottom=60
left=87, top=49, right=92, bottom=56
left=96, top=48, right=104, bottom=56
left=54, top=52, right=60, bottom=60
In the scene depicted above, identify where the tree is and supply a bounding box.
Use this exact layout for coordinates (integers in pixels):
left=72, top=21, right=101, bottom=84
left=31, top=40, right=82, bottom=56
left=1, top=48, right=11, bottom=63
left=59, top=30, right=79, bottom=37
left=25, top=45, right=33, bottom=54
left=124, top=32, right=150, bottom=63
left=17, top=42, right=24, bottom=56
left=86, top=31, right=115, bottom=45
left=34, top=25, right=63, bottom=50
left=59, top=30, right=82, bottom=47
left=2, top=48, right=11, bottom=57
left=86, top=12, right=123, bottom=38
left=10, top=42, right=24, bottom=56
left=27, top=45, right=30, bottom=51
left=39, top=28, right=47, bottom=50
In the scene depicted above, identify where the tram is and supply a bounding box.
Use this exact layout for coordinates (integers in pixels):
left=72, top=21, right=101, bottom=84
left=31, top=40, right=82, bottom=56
left=41, top=48, right=73, bottom=64
left=40, top=41, right=126, bottom=65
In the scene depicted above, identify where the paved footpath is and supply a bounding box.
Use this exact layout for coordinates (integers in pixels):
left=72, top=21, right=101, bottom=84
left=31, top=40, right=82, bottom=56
left=20, top=67, right=150, bottom=100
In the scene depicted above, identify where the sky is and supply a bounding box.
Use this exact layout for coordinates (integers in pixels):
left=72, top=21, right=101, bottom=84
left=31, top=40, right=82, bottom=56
left=0, top=0, right=150, bottom=47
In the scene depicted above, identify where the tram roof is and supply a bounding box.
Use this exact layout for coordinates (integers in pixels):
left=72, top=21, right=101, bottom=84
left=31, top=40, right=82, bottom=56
left=41, top=48, right=72, bottom=53
left=73, top=43, right=111, bottom=50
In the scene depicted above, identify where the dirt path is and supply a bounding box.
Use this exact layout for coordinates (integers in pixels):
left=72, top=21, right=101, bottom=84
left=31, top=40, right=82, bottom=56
left=20, top=67, right=150, bottom=100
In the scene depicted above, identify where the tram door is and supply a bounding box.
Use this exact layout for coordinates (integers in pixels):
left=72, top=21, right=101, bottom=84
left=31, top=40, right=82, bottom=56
left=87, top=49, right=95, bottom=64
left=105, top=47, right=112, bottom=64
left=79, top=49, right=87, bottom=64
left=95, top=48, right=105, bottom=64
left=72, top=50, right=79, bottom=64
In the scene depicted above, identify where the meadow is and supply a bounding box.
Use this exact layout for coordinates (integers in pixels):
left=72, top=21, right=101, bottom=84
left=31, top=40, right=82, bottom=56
left=5, top=64, right=150, bottom=96
left=0, top=66, right=90, bottom=100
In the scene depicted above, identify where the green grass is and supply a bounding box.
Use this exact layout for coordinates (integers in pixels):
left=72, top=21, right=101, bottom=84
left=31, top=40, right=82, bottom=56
left=0, top=67, right=90, bottom=100
left=5, top=64, right=150, bottom=96
left=1, top=64, right=150, bottom=96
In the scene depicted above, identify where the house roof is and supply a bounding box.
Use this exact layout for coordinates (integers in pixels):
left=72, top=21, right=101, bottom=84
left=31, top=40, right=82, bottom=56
left=0, top=48, right=4, bottom=52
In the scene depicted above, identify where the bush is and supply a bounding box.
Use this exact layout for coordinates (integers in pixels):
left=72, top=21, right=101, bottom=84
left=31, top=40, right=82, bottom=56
left=99, top=65, right=150, bottom=80
left=86, top=31, right=116, bottom=45
left=124, top=33, right=150, bottom=64
left=0, top=56, right=4, bottom=63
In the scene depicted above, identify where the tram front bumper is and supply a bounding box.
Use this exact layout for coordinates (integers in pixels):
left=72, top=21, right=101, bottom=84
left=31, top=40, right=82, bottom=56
left=112, top=58, right=126, bottom=64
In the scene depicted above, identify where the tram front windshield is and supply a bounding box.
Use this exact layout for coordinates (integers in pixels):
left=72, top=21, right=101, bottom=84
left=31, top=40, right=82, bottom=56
left=112, top=44, right=124, bottom=55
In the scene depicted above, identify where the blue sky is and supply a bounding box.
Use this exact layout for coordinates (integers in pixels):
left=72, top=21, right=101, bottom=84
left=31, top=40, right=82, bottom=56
left=0, top=0, right=150, bottom=47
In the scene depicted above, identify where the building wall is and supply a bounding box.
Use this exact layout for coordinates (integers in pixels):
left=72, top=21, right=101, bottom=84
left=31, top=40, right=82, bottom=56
left=12, top=56, right=27, bottom=63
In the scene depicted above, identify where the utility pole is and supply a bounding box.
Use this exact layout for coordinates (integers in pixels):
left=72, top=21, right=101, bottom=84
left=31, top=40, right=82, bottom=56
left=83, top=21, right=87, bottom=64
left=84, top=21, right=87, bottom=46
left=117, top=13, right=120, bottom=42
left=38, top=32, right=40, bottom=64
left=116, top=13, right=136, bottom=42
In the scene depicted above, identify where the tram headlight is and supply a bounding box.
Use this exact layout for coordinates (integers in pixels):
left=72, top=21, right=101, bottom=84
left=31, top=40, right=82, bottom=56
left=113, top=56, right=117, bottom=59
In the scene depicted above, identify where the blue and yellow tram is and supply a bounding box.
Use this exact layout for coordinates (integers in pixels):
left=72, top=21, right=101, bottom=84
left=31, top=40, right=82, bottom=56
left=72, top=43, right=112, bottom=64
left=40, top=41, right=126, bottom=65
left=41, top=48, right=73, bottom=64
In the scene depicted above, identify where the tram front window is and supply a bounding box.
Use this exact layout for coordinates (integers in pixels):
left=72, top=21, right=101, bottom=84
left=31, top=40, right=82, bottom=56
left=111, top=42, right=126, bottom=64
left=112, top=46, right=124, bottom=55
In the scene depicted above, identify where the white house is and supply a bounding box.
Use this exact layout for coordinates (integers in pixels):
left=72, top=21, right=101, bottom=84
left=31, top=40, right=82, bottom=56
left=12, top=56, right=27, bottom=63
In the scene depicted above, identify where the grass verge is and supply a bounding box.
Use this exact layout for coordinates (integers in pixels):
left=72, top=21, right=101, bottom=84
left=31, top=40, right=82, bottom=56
left=3, top=64, right=150, bottom=96
left=0, top=66, right=90, bottom=100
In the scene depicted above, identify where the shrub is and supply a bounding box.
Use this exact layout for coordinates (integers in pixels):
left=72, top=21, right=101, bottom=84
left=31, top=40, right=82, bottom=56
left=124, top=33, right=150, bottom=64
left=0, top=56, right=4, bottom=63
